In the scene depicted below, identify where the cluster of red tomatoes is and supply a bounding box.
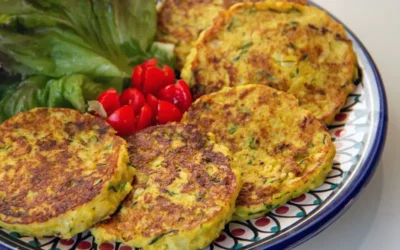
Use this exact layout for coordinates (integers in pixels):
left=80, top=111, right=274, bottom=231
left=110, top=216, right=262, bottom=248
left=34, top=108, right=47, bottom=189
left=95, top=59, right=192, bottom=136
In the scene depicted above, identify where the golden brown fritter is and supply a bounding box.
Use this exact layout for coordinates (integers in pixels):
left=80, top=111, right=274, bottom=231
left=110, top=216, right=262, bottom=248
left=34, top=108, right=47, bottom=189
left=0, top=108, right=134, bottom=238
left=182, top=85, right=335, bottom=219
left=182, top=1, right=358, bottom=124
left=157, top=0, right=307, bottom=69
left=91, top=123, right=241, bottom=250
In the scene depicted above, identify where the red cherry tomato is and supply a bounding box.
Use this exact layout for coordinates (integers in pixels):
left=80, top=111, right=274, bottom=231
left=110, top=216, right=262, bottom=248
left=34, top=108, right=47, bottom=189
left=137, top=103, right=153, bottom=130
left=120, top=88, right=145, bottom=115
left=132, top=66, right=143, bottom=91
left=157, top=84, right=177, bottom=105
left=128, top=58, right=193, bottom=127
left=157, top=100, right=182, bottom=124
left=146, top=94, right=159, bottom=115
left=106, top=105, right=136, bottom=136
left=97, top=89, right=120, bottom=116
left=141, top=58, right=158, bottom=70
left=146, top=94, right=159, bottom=124
left=142, top=66, right=168, bottom=95
left=157, top=80, right=192, bottom=113
left=175, top=80, right=192, bottom=112
left=162, top=65, right=175, bottom=86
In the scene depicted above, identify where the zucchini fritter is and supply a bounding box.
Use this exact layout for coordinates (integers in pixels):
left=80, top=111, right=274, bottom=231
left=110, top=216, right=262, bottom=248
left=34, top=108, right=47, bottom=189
left=91, top=123, right=241, bottom=250
left=157, top=0, right=307, bottom=69
left=182, top=85, right=335, bottom=219
left=182, top=1, right=358, bottom=124
left=0, top=108, right=134, bottom=238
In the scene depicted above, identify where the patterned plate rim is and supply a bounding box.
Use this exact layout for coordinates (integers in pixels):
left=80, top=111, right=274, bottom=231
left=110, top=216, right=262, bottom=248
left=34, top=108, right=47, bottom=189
left=0, top=2, right=388, bottom=250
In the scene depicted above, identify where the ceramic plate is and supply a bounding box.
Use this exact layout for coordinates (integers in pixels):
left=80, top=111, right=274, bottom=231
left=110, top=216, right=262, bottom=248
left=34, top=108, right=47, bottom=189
left=0, top=2, right=387, bottom=250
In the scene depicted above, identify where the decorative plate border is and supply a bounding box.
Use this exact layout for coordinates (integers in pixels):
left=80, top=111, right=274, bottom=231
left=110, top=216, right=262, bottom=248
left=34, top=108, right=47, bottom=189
left=0, top=2, right=387, bottom=250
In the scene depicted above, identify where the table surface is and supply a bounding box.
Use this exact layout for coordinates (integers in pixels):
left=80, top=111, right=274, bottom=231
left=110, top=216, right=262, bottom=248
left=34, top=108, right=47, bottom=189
left=296, top=0, right=399, bottom=250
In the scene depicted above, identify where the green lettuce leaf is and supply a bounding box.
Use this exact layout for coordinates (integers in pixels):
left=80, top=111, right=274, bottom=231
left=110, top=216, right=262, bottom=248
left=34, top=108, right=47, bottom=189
left=0, top=0, right=176, bottom=121
left=0, top=0, right=156, bottom=51
left=148, top=42, right=176, bottom=70
left=0, top=75, right=49, bottom=122
left=0, top=69, right=19, bottom=100
left=0, top=0, right=174, bottom=85
left=0, top=29, right=128, bottom=80
left=0, top=74, right=113, bottom=122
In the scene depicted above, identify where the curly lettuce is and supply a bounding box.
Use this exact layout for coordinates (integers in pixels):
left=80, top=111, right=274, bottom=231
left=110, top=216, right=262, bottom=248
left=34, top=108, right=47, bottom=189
left=0, top=0, right=175, bottom=121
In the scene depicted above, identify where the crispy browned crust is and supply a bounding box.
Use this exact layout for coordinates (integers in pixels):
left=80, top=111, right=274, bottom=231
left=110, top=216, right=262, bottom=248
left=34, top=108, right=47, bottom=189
left=0, top=108, right=125, bottom=224
left=95, top=123, right=238, bottom=241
